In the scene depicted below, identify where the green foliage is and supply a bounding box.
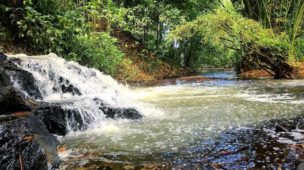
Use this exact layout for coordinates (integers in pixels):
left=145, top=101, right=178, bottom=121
left=233, top=0, right=304, bottom=60
left=71, top=32, right=123, bottom=75
left=169, top=6, right=293, bottom=68
left=294, top=38, right=304, bottom=61
left=121, top=0, right=218, bottom=55
left=1, top=0, right=302, bottom=77
left=0, top=0, right=124, bottom=76
left=12, top=6, right=54, bottom=52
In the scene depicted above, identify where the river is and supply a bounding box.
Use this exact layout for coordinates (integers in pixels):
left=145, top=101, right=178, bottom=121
left=8, top=54, right=304, bottom=169
left=59, top=72, right=304, bottom=169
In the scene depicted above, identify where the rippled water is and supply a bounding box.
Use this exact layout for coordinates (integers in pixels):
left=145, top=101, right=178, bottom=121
left=60, top=72, right=304, bottom=169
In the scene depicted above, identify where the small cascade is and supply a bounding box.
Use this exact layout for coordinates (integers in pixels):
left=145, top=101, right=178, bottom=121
left=8, top=53, right=142, bottom=134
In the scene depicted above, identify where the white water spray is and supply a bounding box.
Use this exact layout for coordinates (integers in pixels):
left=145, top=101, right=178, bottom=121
left=8, top=53, right=158, bottom=132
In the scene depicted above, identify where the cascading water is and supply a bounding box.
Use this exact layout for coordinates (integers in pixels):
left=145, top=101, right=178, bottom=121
left=6, top=54, right=304, bottom=169
left=8, top=53, right=147, bottom=133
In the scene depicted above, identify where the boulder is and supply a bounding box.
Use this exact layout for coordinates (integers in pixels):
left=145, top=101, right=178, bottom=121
left=3, top=58, right=42, bottom=99
left=58, top=76, right=81, bottom=95
left=0, top=116, right=60, bottom=170
left=100, top=107, right=143, bottom=120
left=0, top=87, right=31, bottom=114
left=0, top=57, right=11, bottom=87
left=94, top=98, right=143, bottom=120
left=33, top=101, right=142, bottom=136
left=0, top=53, right=7, bottom=62
left=33, top=103, right=93, bottom=136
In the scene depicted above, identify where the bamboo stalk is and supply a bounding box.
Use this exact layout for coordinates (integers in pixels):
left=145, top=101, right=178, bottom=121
left=290, top=0, right=304, bottom=61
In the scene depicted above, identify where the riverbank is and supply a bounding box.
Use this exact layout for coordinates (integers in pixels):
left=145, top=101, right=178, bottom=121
left=239, top=62, right=304, bottom=80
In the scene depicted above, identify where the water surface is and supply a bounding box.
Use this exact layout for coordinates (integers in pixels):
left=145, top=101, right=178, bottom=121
left=60, top=72, right=304, bottom=169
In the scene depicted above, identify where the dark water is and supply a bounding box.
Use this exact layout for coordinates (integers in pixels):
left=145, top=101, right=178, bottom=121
left=60, top=72, right=304, bottom=169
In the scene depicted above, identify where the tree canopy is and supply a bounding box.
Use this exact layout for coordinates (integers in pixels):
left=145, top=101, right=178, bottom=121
left=0, top=0, right=303, bottom=79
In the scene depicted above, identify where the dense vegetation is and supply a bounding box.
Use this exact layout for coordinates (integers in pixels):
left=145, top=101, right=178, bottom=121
left=0, top=0, right=303, bottom=79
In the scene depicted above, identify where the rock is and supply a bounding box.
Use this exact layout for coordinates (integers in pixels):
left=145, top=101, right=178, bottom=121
left=0, top=116, right=60, bottom=170
left=57, top=77, right=81, bottom=95
left=33, top=103, right=93, bottom=136
left=101, top=107, right=143, bottom=120
left=94, top=98, right=143, bottom=120
left=0, top=71, right=10, bottom=87
left=3, top=58, right=42, bottom=99
left=0, top=53, right=7, bottom=62
left=275, top=124, right=290, bottom=132
left=297, top=162, right=304, bottom=170
left=33, top=100, right=142, bottom=136
left=0, top=87, right=31, bottom=114
left=0, top=62, right=11, bottom=87
left=60, top=84, right=81, bottom=95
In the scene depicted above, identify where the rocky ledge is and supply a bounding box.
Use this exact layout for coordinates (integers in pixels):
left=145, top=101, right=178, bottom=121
left=0, top=53, right=143, bottom=169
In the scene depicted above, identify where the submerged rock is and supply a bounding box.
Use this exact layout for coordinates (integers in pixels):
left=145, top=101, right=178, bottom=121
left=33, top=103, right=93, bottom=136
left=0, top=116, right=60, bottom=170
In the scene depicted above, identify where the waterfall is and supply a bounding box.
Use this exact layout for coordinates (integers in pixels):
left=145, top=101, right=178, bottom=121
left=8, top=53, right=142, bottom=133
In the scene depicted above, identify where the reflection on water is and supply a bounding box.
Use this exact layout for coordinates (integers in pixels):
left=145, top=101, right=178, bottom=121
left=60, top=72, right=304, bottom=169
left=202, top=70, right=236, bottom=79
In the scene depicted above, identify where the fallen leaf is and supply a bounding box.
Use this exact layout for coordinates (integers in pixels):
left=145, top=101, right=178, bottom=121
left=23, top=135, right=33, bottom=142
left=13, top=112, right=30, bottom=118
left=58, top=145, right=67, bottom=153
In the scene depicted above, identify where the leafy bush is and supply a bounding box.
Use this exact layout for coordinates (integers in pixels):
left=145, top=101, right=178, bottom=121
left=1, top=0, right=125, bottom=76
left=169, top=7, right=294, bottom=68
left=294, top=38, right=304, bottom=61
left=6, top=4, right=54, bottom=53
left=72, top=32, right=123, bottom=75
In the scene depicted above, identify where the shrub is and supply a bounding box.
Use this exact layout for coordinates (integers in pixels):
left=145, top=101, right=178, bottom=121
left=71, top=32, right=123, bottom=75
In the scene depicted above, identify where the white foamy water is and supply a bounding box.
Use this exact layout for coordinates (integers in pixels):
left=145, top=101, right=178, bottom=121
left=8, top=53, right=162, bottom=132
left=9, top=53, right=132, bottom=105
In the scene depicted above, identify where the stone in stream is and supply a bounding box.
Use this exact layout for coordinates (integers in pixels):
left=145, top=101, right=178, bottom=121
left=101, top=107, right=143, bottom=120
left=0, top=55, right=11, bottom=87
left=57, top=76, right=81, bottom=95
left=2, top=58, right=42, bottom=99
left=0, top=53, right=7, bottom=62
left=0, top=116, right=60, bottom=170
left=33, top=103, right=93, bottom=136
left=0, top=87, right=31, bottom=114
left=94, top=98, right=143, bottom=120
left=33, top=101, right=143, bottom=136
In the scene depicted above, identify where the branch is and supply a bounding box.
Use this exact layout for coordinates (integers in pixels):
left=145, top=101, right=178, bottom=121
left=224, top=45, right=241, bottom=51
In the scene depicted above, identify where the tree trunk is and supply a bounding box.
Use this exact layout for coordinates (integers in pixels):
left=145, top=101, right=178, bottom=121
left=240, top=42, right=296, bottom=79
left=184, top=41, right=192, bottom=68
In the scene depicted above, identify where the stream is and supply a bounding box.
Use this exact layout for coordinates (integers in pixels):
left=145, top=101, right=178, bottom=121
left=8, top=54, right=304, bottom=169
left=60, top=72, right=304, bottom=169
